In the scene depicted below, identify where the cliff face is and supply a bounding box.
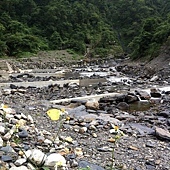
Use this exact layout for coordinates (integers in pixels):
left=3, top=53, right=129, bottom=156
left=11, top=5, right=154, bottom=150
left=146, top=45, right=170, bottom=71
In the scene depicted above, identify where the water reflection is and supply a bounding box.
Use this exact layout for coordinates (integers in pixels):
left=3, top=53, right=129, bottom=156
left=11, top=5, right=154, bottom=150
left=129, top=101, right=152, bottom=112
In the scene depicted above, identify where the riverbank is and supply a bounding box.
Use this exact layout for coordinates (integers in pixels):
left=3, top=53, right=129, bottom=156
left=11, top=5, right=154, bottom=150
left=0, top=55, right=169, bottom=170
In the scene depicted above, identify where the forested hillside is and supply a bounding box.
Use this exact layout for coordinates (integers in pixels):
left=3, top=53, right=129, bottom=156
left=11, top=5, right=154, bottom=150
left=0, top=0, right=170, bottom=59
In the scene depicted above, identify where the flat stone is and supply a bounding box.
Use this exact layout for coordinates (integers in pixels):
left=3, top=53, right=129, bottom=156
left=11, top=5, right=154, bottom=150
left=78, top=160, right=105, bottom=170
left=129, top=123, right=155, bottom=136
left=1, top=155, right=13, bottom=162
left=1, top=146, right=14, bottom=153
left=155, top=127, right=170, bottom=141
left=15, top=158, right=27, bottom=166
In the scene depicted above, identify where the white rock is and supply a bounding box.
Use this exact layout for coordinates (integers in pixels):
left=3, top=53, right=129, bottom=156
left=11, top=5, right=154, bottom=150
left=42, top=130, right=51, bottom=135
left=27, top=163, right=36, bottom=170
left=23, top=150, right=32, bottom=159
left=9, top=166, right=28, bottom=170
left=0, top=125, right=5, bottom=133
left=0, top=136, right=3, bottom=146
left=15, top=158, right=27, bottom=166
left=20, top=113, right=27, bottom=119
left=150, top=75, right=159, bottom=82
left=44, top=153, right=66, bottom=167
left=85, top=100, right=99, bottom=110
left=5, top=114, right=14, bottom=119
left=29, top=149, right=47, bottom=165
left=15, top=114, right=22, bottom=119
left=44, top=139, right=53, bottom=144
left=27, top=115, right=34, bottom=123
left=110, top=129, right=116, bottom=134
left=3, top=132, right=12, bottom=140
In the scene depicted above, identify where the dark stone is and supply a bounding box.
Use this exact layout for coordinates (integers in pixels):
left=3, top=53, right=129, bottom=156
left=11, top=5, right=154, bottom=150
left=167, top=119, right=170, bottom=126
left=18, top=129, right=28, bottom=138
left=65, top=154, right=76, bottom=160
left=125, top=94, right=139, bottom=103
left=146, top=142, right=156, bottom=148
left=150, top=92, right=161, bottom=98
left=135, top=90, right=150, bottom=100
left=116, top=102, right=129, bottom=110
left=145, top=161, right=156, bottom=170
left=10, top=84, right=18, bottom=89
left=158, top=110, right=170, bottom=118
left=71, top=99, right=87, bottom=104
left=78, top=160, right=105, bottom=170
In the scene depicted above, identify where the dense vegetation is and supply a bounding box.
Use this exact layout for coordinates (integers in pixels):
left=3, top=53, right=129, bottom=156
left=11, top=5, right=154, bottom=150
left=0, top=0, right=170, bottom=59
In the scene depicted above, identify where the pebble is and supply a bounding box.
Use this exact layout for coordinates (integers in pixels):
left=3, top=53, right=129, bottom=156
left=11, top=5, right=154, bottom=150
left=18, top=129, right=28, bottom=138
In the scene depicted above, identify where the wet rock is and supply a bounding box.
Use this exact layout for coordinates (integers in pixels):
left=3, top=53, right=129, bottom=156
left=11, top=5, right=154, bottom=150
left=155, top=127, right=170, bottom=141
left=117, top=102, right=129, bottom=110
left=150, top=88, right=161, bottom=98
left=135, top=90, right=150, bottom=100
left=125, top=93, right=139, bottom=103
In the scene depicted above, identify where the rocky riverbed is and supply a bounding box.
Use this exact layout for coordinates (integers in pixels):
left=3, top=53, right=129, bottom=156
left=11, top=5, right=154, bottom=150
left=0, top=56, right=170, bottom=170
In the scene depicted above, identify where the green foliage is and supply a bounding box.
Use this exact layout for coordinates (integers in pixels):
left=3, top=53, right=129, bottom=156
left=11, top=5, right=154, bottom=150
left=0, top=0, right=169, bottom=58
left=129, top=16, right=170, bottom=59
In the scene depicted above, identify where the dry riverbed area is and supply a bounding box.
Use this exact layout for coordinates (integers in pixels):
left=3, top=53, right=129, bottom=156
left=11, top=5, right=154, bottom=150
left=0, top=53, right=170, bottom=170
